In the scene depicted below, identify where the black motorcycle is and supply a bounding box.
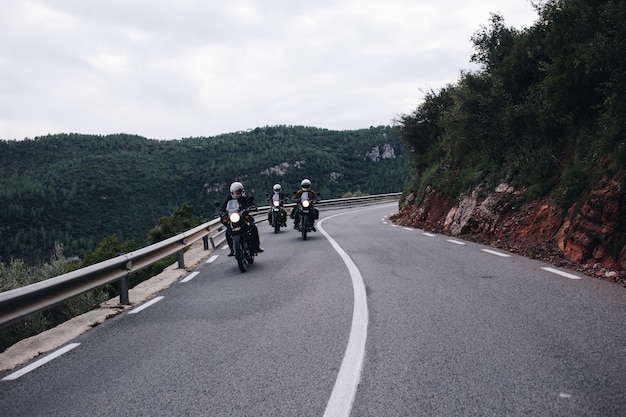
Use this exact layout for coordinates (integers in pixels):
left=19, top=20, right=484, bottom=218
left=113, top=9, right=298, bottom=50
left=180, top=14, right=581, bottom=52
left=295, top=193, right=319, bottom=240
left=217, top=200, right=256, bottom=272
left=268, top=193, right=287, bottom=233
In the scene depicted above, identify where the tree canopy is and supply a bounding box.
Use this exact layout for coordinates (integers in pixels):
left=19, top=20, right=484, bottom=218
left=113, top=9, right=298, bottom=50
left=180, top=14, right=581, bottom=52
left=398, top=0, right=625, bottom=205
left=0, top=126, right=410, bottom=265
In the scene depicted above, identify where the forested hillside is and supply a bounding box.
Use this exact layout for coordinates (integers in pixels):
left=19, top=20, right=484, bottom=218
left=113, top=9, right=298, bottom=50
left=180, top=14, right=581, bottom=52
left=0, top=125, right=409, bottom=265
left=395, top=0, right=626, bottom=275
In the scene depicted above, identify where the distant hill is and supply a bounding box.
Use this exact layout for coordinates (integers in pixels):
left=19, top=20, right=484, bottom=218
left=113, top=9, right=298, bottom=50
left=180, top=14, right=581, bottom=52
left=0, top=125, right=410, bottom=264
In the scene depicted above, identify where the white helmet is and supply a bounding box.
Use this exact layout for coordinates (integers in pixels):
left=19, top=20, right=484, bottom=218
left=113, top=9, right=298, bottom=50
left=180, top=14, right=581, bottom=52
left=230, top=181, right=244, bottom=199
left=301, top=178, right=311, bottom=190
left=273, top=183, right=282, bottom=193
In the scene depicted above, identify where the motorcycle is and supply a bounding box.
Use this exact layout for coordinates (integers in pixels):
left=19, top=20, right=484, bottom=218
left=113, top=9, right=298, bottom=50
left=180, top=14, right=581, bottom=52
left=295, top=192, right=319, bottom=241
left=216, top=200, right=256, bottom=272
left=268, top=193, right=287, bottom=233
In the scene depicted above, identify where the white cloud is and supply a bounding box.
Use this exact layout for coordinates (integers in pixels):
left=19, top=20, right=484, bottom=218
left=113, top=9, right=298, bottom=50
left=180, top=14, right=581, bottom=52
left=0, top=0, right=538, bottom=140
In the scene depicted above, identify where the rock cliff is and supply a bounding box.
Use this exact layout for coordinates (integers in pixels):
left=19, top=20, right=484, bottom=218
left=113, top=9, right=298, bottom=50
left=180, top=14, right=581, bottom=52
left=391, top=178, right=626, bottom=286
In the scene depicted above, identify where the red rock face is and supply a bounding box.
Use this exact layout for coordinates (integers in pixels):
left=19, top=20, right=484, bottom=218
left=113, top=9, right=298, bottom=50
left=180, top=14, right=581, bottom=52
left=392, top=179, right=626, bottom=281
left=557, top=180, right=625, bottom=269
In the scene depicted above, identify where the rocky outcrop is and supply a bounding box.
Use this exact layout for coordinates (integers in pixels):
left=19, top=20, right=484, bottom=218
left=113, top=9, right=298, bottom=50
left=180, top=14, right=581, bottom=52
left=392, top=178, right=626, bottom=285
left=556, top=179, right=625, bottom=271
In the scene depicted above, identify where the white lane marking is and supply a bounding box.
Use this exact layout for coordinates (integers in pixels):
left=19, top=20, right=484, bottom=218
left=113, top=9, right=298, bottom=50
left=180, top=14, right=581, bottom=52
left=221, top=245, right=229, bottom=250
left=481, top=249, right=511, bottom=257
left=542, top=267, right=582, bottom=280
left=2, top=343, right=81, bottom=381
left=129, top=296, right=164, bottom=314
left=318, top=207, right=378, bottom=417
left=559, top=393, right=572, bottom=399
left=181, top=271, right=200, bottom=283
left=403, top=227, right=413, bottom=231
left=205, top=254, right=219, bottom=264
left=447, top=239, right=466, bottom=245
left=422, top=232, right=436, bottom=237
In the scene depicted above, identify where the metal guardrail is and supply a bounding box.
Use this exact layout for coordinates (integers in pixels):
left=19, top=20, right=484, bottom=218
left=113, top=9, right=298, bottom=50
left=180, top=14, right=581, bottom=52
left=0, top=193, right=400, bottom=328
left=255, top=192, right=401, bottom=218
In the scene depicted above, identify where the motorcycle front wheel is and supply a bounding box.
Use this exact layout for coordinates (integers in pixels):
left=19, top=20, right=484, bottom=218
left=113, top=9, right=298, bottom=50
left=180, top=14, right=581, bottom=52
left=233, top=235, right=248, bottom=272
left=273, top=212, right=280, bottom=233
left=300, top=214, right=309, bottom=240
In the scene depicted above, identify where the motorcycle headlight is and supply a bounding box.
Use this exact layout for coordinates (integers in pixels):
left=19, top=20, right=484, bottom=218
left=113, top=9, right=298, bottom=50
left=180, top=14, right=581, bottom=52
left=302, top=199, right=310, bottom=208
left=229, top=212, right=241, bottom=223
left=273, top=200, right=280, bottom=207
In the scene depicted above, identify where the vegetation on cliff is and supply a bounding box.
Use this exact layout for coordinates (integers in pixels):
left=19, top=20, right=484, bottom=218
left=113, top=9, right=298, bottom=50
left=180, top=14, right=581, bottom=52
left=395, top=0, right=625, bottom=273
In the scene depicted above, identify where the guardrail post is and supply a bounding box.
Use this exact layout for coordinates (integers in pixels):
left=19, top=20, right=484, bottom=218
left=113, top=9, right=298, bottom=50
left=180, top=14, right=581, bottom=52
left=119, top=274, right=130, bottom=305
left=209, top=237, right=216, bottom=249
left=177, top=249, right=185, bottom=269
left=203, top=235, right=209, bottom=250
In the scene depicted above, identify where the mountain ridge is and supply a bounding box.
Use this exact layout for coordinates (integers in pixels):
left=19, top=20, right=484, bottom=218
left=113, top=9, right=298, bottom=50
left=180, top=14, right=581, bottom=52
left=0, top=125, right=410, bottom=264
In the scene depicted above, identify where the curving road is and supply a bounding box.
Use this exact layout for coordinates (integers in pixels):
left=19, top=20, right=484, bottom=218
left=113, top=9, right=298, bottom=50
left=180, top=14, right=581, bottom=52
left=1, top=203, right=625, bottom=416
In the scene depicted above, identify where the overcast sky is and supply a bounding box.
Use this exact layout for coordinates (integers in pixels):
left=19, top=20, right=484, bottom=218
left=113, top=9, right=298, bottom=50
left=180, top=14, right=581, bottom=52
left=1, top=0, right=538, bottom=141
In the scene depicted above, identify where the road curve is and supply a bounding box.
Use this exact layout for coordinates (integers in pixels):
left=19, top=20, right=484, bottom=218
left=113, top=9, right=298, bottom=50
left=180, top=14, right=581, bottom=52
left=1, top=203, right=625, bottom=417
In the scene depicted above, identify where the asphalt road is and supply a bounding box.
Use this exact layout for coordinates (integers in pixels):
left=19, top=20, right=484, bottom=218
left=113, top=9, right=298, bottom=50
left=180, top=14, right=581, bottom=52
left=1, top=203, right=625, bottom=417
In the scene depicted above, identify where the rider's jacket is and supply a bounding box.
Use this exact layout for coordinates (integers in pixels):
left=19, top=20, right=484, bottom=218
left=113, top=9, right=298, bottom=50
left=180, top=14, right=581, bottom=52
left=268, top=192, right=287, bottom=203
left=221, top=195, right=255, bottom=211
left=294, top=189, right=318, bottom=203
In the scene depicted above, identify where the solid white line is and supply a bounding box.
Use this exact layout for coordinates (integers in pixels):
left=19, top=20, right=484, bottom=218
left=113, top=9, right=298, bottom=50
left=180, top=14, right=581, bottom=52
left=205, top=254, right=219, bottom=264
left=181, top=271, right=200, bottom=283
left=129, top=296, right=164, bottom=314
left=422, top=232, right=436, bottom=237
left=481, top=249, right=511, bottom=257
left=542, top=267, right=582, bottom=280
left=2, top=343, right=81, bottom=381
left=447, top=239, right=466, bottom=245
left=318, top=208, right=374, bottom=417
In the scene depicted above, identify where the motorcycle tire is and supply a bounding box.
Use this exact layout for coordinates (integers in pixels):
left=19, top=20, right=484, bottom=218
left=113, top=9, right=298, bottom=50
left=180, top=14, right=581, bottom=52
left=233, top=236, right=248, bottom=272
left=301, top=214, right=308, bottom=240
left=273, top=212, right=280, bottom=234
left=244, top=235, right=255, bottom=264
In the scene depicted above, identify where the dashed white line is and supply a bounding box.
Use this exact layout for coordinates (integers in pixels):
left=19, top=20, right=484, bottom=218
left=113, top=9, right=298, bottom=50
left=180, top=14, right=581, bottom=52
left=447, top=239, right=466, bottom=245
left=2, top=343, right=81, bottom=381
left=542, top=267, right=582, bottom=280
left=403, top=227, right=413, bottom=231
left=481, top=249, right=511, bottom=257
left=205, top=254, right=219, bottom=264
left=181, top=271, right=200, bottom=283
left=422, top=232, right=436, bottom=237
left=129, top=296, right=164, bottom=314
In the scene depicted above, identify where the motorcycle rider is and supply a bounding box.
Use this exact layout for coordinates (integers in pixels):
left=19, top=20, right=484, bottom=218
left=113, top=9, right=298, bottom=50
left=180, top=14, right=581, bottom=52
left=291, top=178, right=319, bottom=231
left=220, top=181, right=263, bottom=256
left=267, top=183, right=288, bottom=227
